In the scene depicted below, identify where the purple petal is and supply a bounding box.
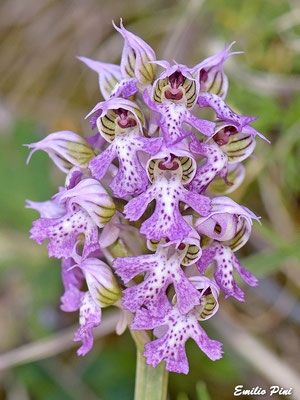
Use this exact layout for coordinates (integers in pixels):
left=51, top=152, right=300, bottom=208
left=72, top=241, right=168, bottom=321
left=192, top=42, right=242, bottom=99
left=189, top=140, right=227, bottom=194
left=78, top=56, right=122, bottom=100
left=60, top=258, right=84, bottom=312
left=74, top=292, right=102, bottom=356
left=110, top=78, right=138, bottom=98
left=115, top=246, right=200, bottom=315
left=198, top=93, right=256, bottom=131
left=184, top=113, right=216, bottom=137
left=89, top=145, right=117, bottom=181
left=26, top=199, right=65, bottom=219
left=197, top=242, right=258, bottom=302
left=142, top=307, right=223, bottom=374
left=30, top=207, right=99, bottom=259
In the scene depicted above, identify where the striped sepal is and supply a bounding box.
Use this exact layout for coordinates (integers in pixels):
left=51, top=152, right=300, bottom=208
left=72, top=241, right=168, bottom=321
left=181, top=243, right=200, bottom=266
left=223, top=217, right=251, bottom=252
left=178, top=156, right=196, bottom=183
left=99, top=110, right=118, bottom=142
left=200, top=66, right=227, bottom=98
left=198, top=294, right=217, bottom=320
left=221, top=133, right=256, bottom=163
left=153, top=78, right=168, bottom=103
left=182, top=78, right=197, bottom=109
left=208, top=163, right=245, bottom=195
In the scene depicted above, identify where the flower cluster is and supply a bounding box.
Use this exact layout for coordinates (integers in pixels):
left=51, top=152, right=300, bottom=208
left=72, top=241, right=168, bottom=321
left=26, top=20, right=267, bottom=374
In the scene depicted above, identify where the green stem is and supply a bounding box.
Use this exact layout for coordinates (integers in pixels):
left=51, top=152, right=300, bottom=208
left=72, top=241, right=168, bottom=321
left=134, top=348, right=168, bottom=400
left=132, top=331, right=169, bottom=400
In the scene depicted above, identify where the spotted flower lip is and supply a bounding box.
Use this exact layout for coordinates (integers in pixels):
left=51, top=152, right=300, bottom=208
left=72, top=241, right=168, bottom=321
left=89, top=132, right=162, bottom=198
left=114, top=232, right=202, bottom=316
left=124, top=166, right=211, bottom=241
left=196, top=241, right=258, bottom=302
left=131, top=290, right=223, bottom=374
left=29, top=179, right=115, bottom=259
left=26, top=198, right=65, bottom=219
left=189, top=138, right=227, bottom=194
left=25, top=131, right=96, bottom=173
left=143, top=88, right=215, bottom=145
left=74, top=291, right=102, bottom=356
left=113, top=19, right=156, bottom=85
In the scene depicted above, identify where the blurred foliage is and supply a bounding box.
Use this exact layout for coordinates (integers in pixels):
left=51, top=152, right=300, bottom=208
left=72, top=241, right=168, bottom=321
left=0, top=0, right=299, bottom=399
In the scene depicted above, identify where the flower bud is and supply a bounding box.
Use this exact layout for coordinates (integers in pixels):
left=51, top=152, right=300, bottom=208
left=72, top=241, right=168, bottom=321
left=196, top=196, right=260, bottom=251
left=81, top=258, right=121, bottom=307
left=25, top=131, right=95, bottom=173
left=113, top=20, right=156, bottom=85
left=59, top=178, right=116, bottom=228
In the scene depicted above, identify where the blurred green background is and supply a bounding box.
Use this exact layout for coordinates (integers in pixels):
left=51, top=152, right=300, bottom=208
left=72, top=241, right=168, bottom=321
left=0, top=0, right=299, bottom=399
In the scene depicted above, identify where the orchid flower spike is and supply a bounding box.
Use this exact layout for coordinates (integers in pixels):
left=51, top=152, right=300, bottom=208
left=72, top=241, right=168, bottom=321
left=26, top=21, right=267, bottom=374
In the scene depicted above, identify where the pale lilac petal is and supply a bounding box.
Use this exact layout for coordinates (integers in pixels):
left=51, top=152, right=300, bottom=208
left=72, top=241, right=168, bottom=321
left=25, top=199, right=65, bottom=219
left=192, top=42, right=242, bottom=99
left=141, top=307, right=223, bottom=374
left=60, top=258, right=84, bottom=312
left=59, top=179, right=116, bottom=228
left=79, top=257, right=121, bottom=307
left=189, top=140, right=227, bottom=193
left=196, top=213, right=237, bottom=241
left=89, top=145, right=117, bottom=181
left=197, top=93, right=256, bottom=131
left=110, top=78, right=138, bottom=98
left=74, top=292, right=102, bottom=356
left=30, top=207, right=99, bottom=259
left=196, top=242, right=258, bottom=302
left=78, top=56, right=122, bottom=100
left=99, top=214, right=120, bottom=248
left=114, top=246, right=200, bottom=315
